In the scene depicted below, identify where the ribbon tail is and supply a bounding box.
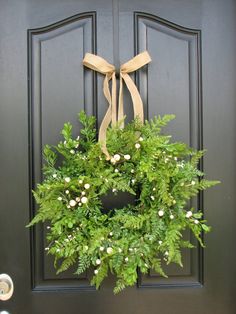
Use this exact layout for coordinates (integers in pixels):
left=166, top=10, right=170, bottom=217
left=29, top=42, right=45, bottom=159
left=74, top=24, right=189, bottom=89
left=111, top=72, right=117, bottom=127
left=122, top=73, right=144, bottom=124
left=118, top=74, right=124, bottom=128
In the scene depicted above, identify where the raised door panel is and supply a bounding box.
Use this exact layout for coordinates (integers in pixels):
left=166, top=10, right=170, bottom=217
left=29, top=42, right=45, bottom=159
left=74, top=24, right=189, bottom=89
left=133, top=12, right=203, bottom=288
left=28, top=12, right=97, bottom=290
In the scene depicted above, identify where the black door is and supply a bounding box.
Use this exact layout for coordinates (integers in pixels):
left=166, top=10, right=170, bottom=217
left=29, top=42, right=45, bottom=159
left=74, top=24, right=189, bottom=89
left=0, top=0, right=235, bottom=313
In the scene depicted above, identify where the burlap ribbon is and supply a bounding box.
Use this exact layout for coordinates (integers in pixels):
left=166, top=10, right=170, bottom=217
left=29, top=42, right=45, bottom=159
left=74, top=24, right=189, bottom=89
left=83, top=51, right=151, bottom=159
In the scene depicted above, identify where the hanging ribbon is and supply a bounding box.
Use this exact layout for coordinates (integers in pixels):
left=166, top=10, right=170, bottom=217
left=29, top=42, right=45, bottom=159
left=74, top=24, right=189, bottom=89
left=83, top=51, right=151, bottom=159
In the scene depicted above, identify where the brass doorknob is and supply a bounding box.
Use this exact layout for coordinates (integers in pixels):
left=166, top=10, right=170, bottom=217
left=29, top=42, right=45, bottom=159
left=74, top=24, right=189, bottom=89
left=0, top=274, right=14, bottom=301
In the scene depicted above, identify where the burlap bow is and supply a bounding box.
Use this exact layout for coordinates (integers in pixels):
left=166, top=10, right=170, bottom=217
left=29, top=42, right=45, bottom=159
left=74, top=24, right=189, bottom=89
left=83, top=51, right=151, bottom=159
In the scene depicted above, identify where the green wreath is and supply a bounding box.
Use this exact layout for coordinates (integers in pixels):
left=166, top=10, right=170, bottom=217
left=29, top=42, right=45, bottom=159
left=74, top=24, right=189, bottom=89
left=28, top=111, right=219, bottom=293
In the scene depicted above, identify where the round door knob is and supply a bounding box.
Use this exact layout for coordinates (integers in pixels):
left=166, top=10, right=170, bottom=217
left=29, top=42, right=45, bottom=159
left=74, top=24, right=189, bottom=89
left=0, top=274, right=14, bottom=301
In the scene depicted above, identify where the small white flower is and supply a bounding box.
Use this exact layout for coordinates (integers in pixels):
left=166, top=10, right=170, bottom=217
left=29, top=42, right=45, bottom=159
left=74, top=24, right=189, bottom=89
left=84, top=183, right=90, bottom=189
left=65, top=190, right=70, bottom=194
left=139, top=137, right=144, bottom=141
left=191, top=180, right=196, bottom=185
left=52, top=174, right=57, bottom=178
left=135, top=143, right=141, bottom=149
left=69, top=200, right=76, bottom=207
left=78, top=180, right=83, bottom=184
left=84, top=245, right=89, bottom=251
left=57, top=197, right=62, bottom=201
left=186, top=211, right=193, bottom=218
left=81, top=191, right=86, bottom=195
left=65, top=177, right=71, bottom=183
left=125, top=257, right=129, bottom=262
left=113, top=154, right=121, bottom=161
left=118, top=248, right=122, bottom=253
left=94, top=269, right=98, bottom=275
left=100, top=246, right=104, bottom=251
left=194, top=219, right=199, bottom=224
left=151, top=195, right=155, bottom=201
left=107, top=247, right=113, bottom=254
left=70, top=149, right=75, bottom=154
left=110, top=158, right=116, bottom=164
left=115, top=169, right=119, bottom=173
left=124, top=154, right=131, bottom=160
left=131, top=169, right=135, bottom=173
left=112, top=188, right=117, bottom=193
left=81, top=196, right=88, bottom=204
left=158, top=210, right=164, bottom=217
left=170, top=214, right=174, bottom=219
left=158, top=240, right=163, bottom=245
left=153, top=187, right=156, bottom=191
left=109, top=232, right=113, bottom=236
left=75, top=197, right=80, bottom=202
left=96, top=259, right=101, bottom=265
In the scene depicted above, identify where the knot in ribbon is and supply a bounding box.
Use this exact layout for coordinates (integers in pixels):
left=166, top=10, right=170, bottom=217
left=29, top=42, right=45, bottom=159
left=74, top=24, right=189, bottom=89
left=83, top=51, right=151, bottom=159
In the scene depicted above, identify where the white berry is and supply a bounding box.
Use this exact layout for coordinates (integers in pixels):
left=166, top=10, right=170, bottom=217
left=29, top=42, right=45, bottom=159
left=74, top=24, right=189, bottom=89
left=57, top=197, right=62, bottom=201
left=78, top=180, right=83, bottom=184
left=110, top=158, right=116, bottom=164
left=81, top=191, right=86, bottom=195
left=65, top=177, right=71, bottom=183
left=112, top=188, right=117, bottom=193
left=69, top=200, right=76, bottom=207
left=131, top=169, right=135, bottom=173
left=135, top=143, right=141, bottom=149
left=96, top=259, right=101, bottom=265
left=52, top=174, right=57, bottom=178
left=75, top=197, right=80, bottom=202
left=124, top=154, right=131, bottom=160
left=191, top=180, right=196, bottom=185
left=151, top=195, right=155, bottom=201
left=125, top=257, right=129, bottom=262
left=115, top=169, right=119, bottom=173
left=109, top=232, right=113, bottom=236
left=158, top=210, right=164, bottom=217
left=100, top=246, right=104, bottom=251
left=139, top=137, right=144, bottom=141
left=170, top=214, right=174, bottom=219
left=107, top=247, right=113, bottom=254
left=194, top=219, right=199, bottom=224
left=114, top=154, right=121, bottom=161
left=65, top=190, right=69, bottom=194
left=118, top=248, right=122, bottom=253
left=81, top=196, right=88, bottom=204
left=84, top=183, right=90, bottom=189
left=186, top=211, right=193, bottom=218
left=94, top=269, right=98, bottom=275
left=158, top=240, right=162, bottom=245
left=70, top=149, right=75, bottom=154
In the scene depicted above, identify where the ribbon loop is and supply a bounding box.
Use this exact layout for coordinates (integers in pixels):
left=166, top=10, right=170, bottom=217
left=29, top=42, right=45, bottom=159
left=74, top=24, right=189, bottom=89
left=83, top=51, right=151, bottom=159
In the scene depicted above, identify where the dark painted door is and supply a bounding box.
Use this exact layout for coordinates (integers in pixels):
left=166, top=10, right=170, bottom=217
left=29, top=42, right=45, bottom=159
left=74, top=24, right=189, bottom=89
left=0, top=0, right=235, bottom=313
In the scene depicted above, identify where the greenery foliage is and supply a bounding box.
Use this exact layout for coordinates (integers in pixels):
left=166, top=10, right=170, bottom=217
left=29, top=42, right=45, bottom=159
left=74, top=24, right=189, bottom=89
left=27, top=111, right=219, bottom=293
